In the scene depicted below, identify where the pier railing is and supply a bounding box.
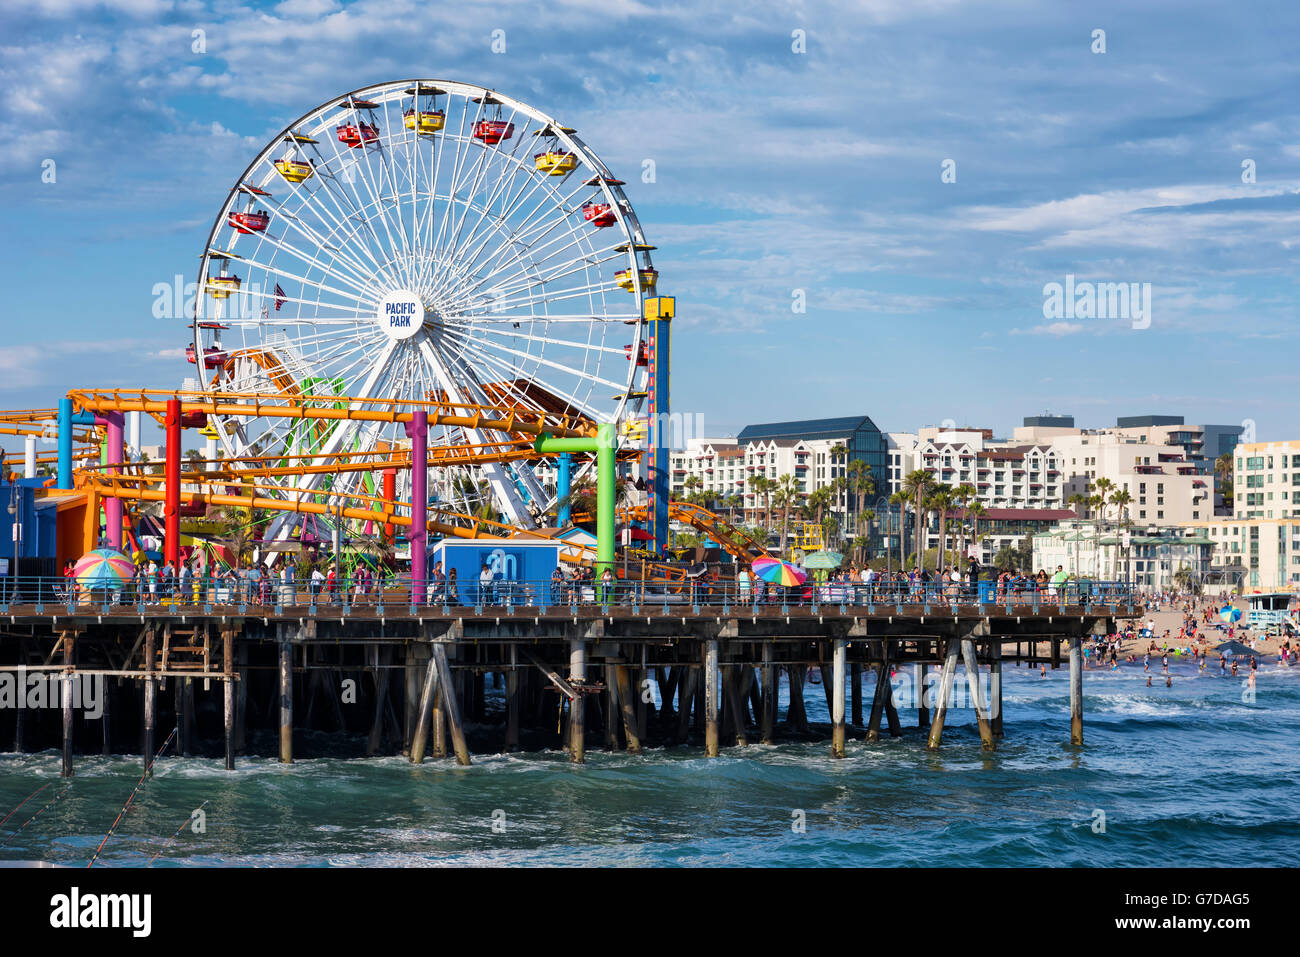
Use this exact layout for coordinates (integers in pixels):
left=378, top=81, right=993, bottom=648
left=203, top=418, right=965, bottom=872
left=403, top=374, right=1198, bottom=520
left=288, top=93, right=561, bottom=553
left=0, top=574, right=1139, bottom=616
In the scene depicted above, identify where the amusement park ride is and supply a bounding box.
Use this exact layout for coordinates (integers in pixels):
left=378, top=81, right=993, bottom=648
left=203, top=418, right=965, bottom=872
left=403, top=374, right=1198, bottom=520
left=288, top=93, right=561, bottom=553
left=2, top=80, right=760, bottom=586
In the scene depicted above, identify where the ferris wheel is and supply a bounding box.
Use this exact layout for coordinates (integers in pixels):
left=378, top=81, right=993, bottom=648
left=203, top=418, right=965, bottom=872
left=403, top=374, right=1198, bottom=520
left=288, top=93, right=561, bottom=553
left=191, top=79, right=658, bottom=541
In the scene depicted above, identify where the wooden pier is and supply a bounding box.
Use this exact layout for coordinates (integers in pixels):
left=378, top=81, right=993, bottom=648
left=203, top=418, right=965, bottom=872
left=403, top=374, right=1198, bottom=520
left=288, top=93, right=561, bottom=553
left=0, top=597, right=1141, bottom=771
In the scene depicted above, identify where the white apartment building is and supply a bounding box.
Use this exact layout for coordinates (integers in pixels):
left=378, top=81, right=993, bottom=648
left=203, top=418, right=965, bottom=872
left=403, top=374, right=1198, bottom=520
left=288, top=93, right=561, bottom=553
left=1183, top=441, right=1300, bottom=592
left=1033, top=521, right=1213, bottom=590
left=1052, top=433, right=1212, bottom=525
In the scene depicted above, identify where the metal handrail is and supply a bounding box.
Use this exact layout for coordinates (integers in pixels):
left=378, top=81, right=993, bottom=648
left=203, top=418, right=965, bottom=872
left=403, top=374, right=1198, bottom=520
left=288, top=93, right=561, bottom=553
left=0, top=574, right=1140, bottom=614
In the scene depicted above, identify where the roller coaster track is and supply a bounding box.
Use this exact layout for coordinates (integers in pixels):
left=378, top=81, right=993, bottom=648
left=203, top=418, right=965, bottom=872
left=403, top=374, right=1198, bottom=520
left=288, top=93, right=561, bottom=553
left=617, top=502, right=767, bottom=560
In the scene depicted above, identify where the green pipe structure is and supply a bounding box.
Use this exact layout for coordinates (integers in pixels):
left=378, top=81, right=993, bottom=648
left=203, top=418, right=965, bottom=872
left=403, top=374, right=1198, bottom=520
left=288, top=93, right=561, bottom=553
left=534, top=423, right=615, bottom=573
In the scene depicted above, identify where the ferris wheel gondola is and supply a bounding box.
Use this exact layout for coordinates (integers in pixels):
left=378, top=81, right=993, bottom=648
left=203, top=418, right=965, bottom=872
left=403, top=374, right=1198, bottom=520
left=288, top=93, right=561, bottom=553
left=192, top=79, right=659, bottom=550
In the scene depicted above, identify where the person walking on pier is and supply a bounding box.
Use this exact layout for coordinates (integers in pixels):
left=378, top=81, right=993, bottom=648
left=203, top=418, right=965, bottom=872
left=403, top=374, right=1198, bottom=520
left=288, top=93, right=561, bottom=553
left=737, top=565, right=751, bottom=604
left=428, top=561, right=446, bottom=605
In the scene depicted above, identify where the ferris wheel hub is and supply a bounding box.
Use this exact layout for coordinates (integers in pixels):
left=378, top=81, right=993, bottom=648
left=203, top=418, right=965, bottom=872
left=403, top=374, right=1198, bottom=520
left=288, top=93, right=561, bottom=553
left=377, top=289, right=424, bottom=341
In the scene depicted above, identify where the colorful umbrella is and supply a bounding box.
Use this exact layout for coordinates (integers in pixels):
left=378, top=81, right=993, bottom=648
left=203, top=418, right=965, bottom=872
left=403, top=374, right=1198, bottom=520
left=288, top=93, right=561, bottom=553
left=1219, top=605, right=1242, bottom=623
left=752, top=556, right=807, bottom=586
left=72, top=548, right=136, bottom=590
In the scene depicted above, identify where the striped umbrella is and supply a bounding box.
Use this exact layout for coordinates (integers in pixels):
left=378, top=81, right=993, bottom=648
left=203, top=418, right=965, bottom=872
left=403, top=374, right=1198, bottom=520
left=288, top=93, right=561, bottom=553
left=752, top=556, right=807, bottom=586
left=72, top=548, right=136, bottom=590
left=1219, top=605, right=1242, bottom=623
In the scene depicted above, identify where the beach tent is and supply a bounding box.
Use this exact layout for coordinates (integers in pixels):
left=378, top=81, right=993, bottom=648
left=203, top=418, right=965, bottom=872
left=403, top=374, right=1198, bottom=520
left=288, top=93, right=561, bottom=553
left=1214, top=640, right=1257, bottom=657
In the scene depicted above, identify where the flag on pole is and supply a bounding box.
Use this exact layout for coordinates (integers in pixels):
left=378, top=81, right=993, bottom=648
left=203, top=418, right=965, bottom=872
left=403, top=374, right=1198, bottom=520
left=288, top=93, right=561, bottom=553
left=274, top=284, right=286, bottom=311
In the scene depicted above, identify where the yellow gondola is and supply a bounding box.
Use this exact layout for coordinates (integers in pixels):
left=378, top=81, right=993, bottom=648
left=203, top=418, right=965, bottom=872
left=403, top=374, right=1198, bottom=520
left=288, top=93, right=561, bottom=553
left=404, top=110, right=445, bottom=134
left=206, top=275, right=242, bottom=300
left=274, top=159, right=314, bottom=183
left=198, top=423, right=220, bottom=440
left=534, top=150, right=577, bottom=176
left=614, top=268, right=658, bottom=293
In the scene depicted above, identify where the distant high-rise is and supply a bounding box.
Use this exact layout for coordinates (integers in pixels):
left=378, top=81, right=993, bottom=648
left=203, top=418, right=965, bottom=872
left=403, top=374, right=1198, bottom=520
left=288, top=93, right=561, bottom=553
left=1023, top=414, right=1074, bottom=428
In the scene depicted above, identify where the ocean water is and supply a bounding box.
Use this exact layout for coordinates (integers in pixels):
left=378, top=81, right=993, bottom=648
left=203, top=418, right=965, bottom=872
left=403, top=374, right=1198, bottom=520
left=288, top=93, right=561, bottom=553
left=2, top=660, right=1297, bottom=867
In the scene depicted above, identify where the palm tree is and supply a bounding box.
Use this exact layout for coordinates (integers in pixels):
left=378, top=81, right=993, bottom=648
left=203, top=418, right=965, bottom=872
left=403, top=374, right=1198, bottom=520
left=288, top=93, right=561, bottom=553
left=683, top=474, right=702, bottom=504
left=806, top=486, right=833, bottom=533
left=1110, top=488, right=1133, bottom=580
left=750, top=475, right=777, bottom=530
left=950, top=482, right=977, bottom=560
left=925, top=487, right=954, bottom=571
left=1214, top=452, right=1234, bottom=511
left=1091, top=478, right=1115, bottom=576
left=829, top=442, right=849, bottom=521
left=846, top=460, right=875, bottom=539
left=901, top=469, right=936, bottom=569
left=774, top=473, right=802, bottom=557
left=966, top=500, right=987, bottom=565
left=888, top=490, right=908, bottom=573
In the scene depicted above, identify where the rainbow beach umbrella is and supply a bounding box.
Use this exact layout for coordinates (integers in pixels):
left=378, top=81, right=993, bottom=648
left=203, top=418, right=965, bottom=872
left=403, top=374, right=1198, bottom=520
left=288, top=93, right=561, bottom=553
left=72, top=548, right=136, bottom=590
left=752, top=556, right=807, bottom=587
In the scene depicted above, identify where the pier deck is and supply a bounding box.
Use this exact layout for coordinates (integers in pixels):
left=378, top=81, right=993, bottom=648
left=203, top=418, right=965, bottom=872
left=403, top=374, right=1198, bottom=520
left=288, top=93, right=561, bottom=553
left=0, top=592, right=1142, bottom=770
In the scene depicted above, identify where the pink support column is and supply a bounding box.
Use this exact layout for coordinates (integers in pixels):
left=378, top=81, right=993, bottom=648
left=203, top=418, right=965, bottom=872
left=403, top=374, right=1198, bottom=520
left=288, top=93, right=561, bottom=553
left=164, top=400, right=181, bottom=570
left=103, top=411, right=124, bottom=550
left=405, top=411, right=427, bottom=604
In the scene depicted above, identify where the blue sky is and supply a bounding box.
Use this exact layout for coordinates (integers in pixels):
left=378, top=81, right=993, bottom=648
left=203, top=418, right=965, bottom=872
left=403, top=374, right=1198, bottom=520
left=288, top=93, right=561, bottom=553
left=1, top=0, right=1297, bottom=454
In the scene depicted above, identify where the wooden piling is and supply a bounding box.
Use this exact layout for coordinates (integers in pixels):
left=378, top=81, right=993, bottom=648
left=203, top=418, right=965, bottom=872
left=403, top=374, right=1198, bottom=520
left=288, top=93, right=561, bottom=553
left=409, top=650, right=438, bottom=764
left=1069, top=635, right=1083, bottom=745
left=927, top=639, right=961, bottom=750
left=432, top=684, right=448, bottom=758
left=703, top=639, right=720, bottom=757
left=831, top=638, right=847, bottom=758
left=431, top=640, right=470, bottom=765
left=366, top=646, right=389, bottom=756
left=61, top=633, right=73, bottom=778
left=143, top=627, right=156, bottom=774
left=278, top=640, right=293, bottom=764
left=991, top=641, right=1003, bottom=738
left=615, top=664, right=642, bottom=753
left=866, top=664, right=887, bottom=743
left=676, top=666, right=697, bottom=744
left=402, top=646, right=418, bottom=756
left=851, top=661, right=863, bottom=726
left=960, top=637, right=996, bottom=751
left=787, top=665, right=808, bottom=733
left=760, top=649, right=776, bottom=745
left=568, top=639, right=586, bottom=763
left=917, top=663, right=930, bottom=728
left=101, top=676, right=112, bottom=755
left=726, top=666, right=748, bottom=747
left=223, top=629, right=234, bottom=770
left=603, top=663, right=618, bottom=750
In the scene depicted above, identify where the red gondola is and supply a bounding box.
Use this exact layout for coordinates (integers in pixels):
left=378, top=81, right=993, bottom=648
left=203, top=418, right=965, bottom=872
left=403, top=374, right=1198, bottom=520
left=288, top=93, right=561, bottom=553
left=228, top=209, right=270, bottom=233
left=336, top=122, right=379, bottom=148
left=582, top=202, right=616, bottom=227
left=185, top=344, right=226, bottom=369
left=473, top=119, right=515, bottom=145
left=623, top=342, right=649, bottom=366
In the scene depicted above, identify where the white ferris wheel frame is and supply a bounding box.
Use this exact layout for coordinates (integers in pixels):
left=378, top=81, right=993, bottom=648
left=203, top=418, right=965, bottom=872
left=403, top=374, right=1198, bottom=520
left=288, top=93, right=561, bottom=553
left=191, top=79, right=657, bottom=534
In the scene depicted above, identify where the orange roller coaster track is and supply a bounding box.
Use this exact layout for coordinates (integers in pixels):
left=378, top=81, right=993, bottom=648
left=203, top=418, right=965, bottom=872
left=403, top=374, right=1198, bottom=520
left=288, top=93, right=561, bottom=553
left=66, top=389, right=595, bottom=438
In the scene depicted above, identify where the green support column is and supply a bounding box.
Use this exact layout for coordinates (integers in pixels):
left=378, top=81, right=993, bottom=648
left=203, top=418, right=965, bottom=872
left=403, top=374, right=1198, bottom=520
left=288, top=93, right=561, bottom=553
left=535, top=423, right=616, bottom=575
